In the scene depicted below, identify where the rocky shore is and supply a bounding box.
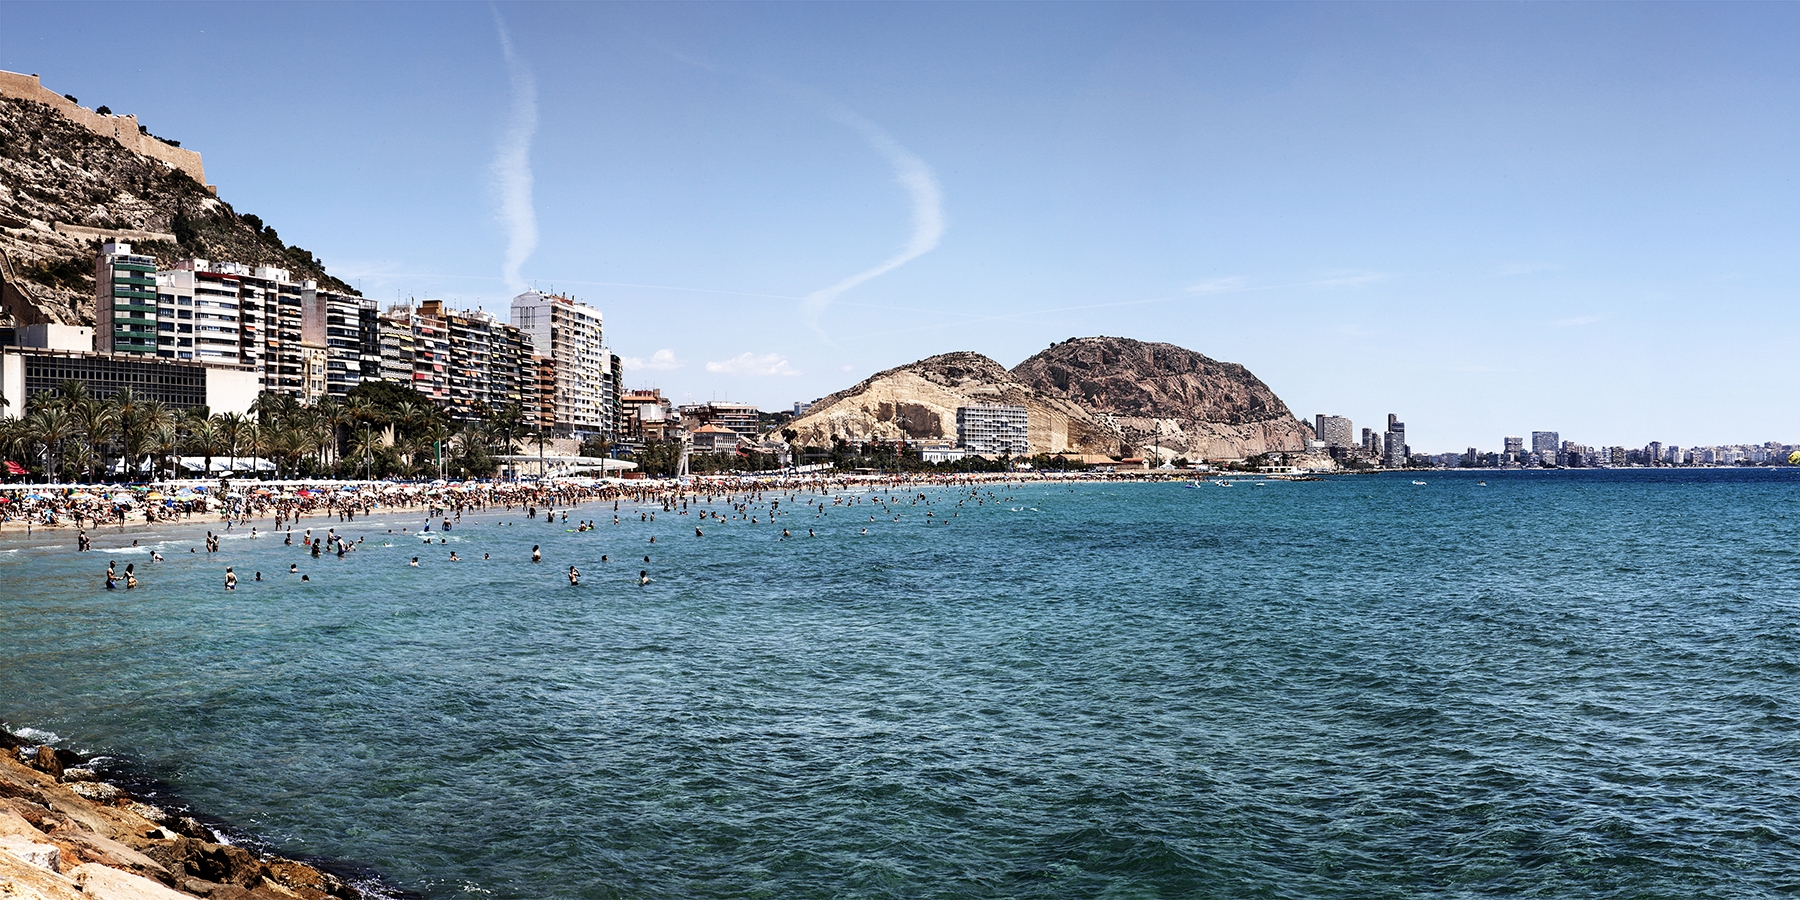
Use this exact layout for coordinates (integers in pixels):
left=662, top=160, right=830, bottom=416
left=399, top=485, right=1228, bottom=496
left=0, top=726, right=385, bottom=900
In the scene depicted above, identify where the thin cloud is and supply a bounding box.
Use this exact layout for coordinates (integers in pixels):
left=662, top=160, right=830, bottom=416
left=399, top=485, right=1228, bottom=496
left=1187, top=277, right=1248, bottom=294
left=706, top=352, right=802, bottom=377
left=642, top=47, right=946, bottom=337
left=623, top=349, right=684, bottom=370
left=492, top=10, right=538, bottom=296
left=800, top=110, right=944, bottom=334
left=1315, top=272, right=1388, bottom=288
left=1494, top=262, right=1565, bottom=277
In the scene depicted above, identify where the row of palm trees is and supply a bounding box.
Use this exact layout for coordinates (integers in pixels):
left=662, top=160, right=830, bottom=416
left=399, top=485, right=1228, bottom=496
left=0, top=381, right=536, bottom=483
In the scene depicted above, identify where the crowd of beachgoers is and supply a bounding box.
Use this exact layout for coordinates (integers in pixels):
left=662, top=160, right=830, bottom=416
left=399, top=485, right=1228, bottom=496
left=0, top=471, right=1186, bottom=536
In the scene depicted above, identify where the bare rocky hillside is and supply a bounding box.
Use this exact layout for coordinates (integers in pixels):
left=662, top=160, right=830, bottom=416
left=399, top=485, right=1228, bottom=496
left=0, top=94, right=353, bottom=326
left=1010, top=336, right=1313, bottom=460
left=788, top=338, right=1314, bottom=461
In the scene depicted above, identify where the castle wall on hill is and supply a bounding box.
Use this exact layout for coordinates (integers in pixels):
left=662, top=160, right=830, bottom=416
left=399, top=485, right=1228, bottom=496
left=0, top=70, right=211, bottom=189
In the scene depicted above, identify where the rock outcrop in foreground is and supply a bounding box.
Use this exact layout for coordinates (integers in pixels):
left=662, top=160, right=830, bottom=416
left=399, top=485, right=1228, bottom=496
left=0, top=727, right=367, bottom=900
left=787, top=336, right=1312, bottom=461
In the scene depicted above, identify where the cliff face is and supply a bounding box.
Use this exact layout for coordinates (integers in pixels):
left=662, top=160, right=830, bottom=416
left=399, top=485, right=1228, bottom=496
left=1010, top=336, right=1312, bottom=460
left=786, top=352, right=1119, bottom=456
left=788, top=338, right=1312, bottom=461
left=0, top=92, right=352, bottom=327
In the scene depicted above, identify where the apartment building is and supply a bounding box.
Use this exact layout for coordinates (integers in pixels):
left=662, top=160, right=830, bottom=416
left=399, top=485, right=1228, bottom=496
left=82, top=248, right=628, bottom=428
left=511, top=290, right=617, bottom=438
left=95, top=242, right=159, bottom=356
left=956, top=404, right=1029, bottom=455
left=679, top=401, right=759, bottom=438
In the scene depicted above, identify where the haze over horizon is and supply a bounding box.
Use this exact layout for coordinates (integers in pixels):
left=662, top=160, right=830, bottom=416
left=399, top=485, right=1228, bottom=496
left=5, top=2, right=1796, bottom=452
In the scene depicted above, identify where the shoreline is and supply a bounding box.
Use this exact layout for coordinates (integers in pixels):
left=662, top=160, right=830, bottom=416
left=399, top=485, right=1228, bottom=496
left=1, top=722, right=401, bottom=899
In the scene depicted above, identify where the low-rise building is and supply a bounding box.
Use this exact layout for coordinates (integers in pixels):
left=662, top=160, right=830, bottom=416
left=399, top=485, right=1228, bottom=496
left=689, top=423, right=741, bottom=453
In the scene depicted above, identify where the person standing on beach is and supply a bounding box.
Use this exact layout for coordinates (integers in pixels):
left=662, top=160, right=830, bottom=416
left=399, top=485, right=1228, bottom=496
left=224, top=567, right=237, bottom=591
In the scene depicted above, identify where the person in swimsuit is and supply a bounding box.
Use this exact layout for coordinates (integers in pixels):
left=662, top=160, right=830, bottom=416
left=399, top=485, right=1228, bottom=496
left=568, top=566, right=580, bottom=585
left=224, top=567, right=237, bottom=590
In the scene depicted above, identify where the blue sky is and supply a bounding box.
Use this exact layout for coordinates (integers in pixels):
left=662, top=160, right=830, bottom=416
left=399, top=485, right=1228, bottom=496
left=6, top=2, right=1796, bottom=451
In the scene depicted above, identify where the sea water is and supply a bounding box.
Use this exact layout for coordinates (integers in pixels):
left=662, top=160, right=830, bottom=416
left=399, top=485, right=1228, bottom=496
left=2, top=469, right=1797, bottom=899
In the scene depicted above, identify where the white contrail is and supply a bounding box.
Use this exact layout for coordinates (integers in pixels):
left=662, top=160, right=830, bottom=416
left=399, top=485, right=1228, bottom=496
left=801, top=110, right=944, bottom=334
left=492, top=11, right=538, bottom=296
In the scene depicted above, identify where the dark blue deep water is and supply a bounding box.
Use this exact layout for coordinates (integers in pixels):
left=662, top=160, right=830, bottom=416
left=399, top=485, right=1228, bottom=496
left=4, top=469, right=1799, bottom=898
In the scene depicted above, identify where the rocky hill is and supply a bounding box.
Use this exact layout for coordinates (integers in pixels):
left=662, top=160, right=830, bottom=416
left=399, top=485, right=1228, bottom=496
left=1010, top=336, right=1312, bottom=460
left=787, top=351, right=1119, bottom=456
left=0, top=89, right=353, bottom=327
left=788, top=337, right=1313, bottom=461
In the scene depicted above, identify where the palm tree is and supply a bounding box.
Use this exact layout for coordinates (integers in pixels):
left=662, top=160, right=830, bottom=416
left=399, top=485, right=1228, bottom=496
left=243, top=422, right=265, bottom=480
left=71, top=398, right=116, bottom=483
left=25, top=404, right=76, bottom=483
left=136, top=400, right=174, bottom=480
left=56, top=378, right=91, bottom=411
left=349, top=427, right=384, bottom=479
left=149, top=420, right=179, bottom=482
left=219, top=412, right=247, bottom=476
left=345, top=397, right=385, bottom=480
left=110, top=387, right=143, bottom=480
left=185, top=416, right=226, bottom=478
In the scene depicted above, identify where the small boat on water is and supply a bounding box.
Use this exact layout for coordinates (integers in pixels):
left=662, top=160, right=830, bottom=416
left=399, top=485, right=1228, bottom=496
left=1412, top=480, right=1427, bottom=485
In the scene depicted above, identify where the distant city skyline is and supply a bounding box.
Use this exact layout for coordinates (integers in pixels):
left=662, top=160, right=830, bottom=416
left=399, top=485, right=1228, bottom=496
left=5, top=3, right=1797, bottom=448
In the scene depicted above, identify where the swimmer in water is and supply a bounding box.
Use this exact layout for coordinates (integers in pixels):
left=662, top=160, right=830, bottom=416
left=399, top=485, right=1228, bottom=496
left=568, top=566, right=580, bottom=585
left=532, top=545, right=541, bottom=563
left=255, top=572, right=262, bottom=582
left=696, top=527, right=703, bottom=537
left=410, top=557, right=420, bottom=567
left=301, top=574, right=309, bottom=582
left=639, top=570, right=651, bottom=586
left=224, top=567, right=237, bottom=591
left=449, top=551, right=461, bottom=562
left=125, top=564, right=138, bottom=590
left=290, top=564, right=298, bottom=574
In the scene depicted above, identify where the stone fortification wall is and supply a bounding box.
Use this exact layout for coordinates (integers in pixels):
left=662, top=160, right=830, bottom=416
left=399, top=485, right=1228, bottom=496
left=0, top=70, right=210, bottom=188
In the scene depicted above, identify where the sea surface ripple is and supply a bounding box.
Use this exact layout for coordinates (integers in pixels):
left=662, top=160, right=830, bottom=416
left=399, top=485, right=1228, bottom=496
left=3, top=468, right=1798, bottom=898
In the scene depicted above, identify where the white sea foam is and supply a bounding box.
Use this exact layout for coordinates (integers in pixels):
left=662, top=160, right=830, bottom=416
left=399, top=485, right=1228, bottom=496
left=10, top=726, right=61, bottom=744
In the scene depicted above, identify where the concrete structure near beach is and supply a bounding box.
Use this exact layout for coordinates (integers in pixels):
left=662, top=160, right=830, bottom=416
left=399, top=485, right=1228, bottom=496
left=957, top=404, right=1030, bottom=456
left=1314, top=414, right=1354, bottom=449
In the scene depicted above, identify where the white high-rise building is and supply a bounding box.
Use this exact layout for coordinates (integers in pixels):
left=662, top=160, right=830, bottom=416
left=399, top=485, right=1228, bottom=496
left=957, top=405, right=1030, bottom=455
left=511, top=291, right=608, bottom=436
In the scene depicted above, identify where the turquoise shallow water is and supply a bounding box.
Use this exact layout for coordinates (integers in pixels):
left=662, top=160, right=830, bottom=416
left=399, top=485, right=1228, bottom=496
left=3, top=469, right=1799, bottom=899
